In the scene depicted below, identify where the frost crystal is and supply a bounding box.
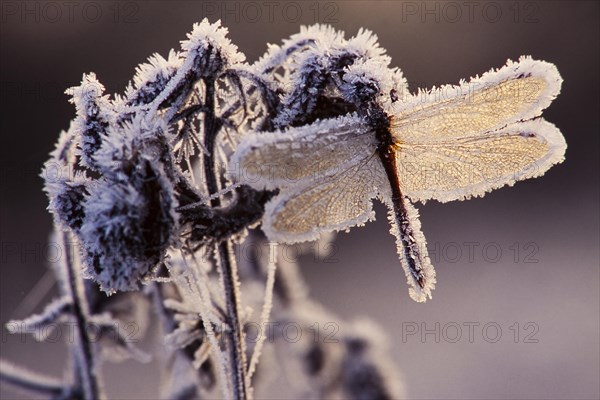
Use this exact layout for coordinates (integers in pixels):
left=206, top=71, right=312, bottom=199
left=66, top=73, right=115, bottom=170
left=233, top=51, right=566, bottom=301
left=80, top=168, right=175, bottom=292
left=4, top=20, right=565, bottom=400
left=126, top=51, right=183, bottom=107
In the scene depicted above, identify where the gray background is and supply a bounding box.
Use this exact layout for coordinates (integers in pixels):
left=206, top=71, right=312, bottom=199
left=1, top=1, right=598, bottom=399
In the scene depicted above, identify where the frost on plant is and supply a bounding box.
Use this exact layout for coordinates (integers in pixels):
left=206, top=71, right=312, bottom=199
left=233, top=55, right=566, bottom=302
left=2, top=19, right=565, bottom=399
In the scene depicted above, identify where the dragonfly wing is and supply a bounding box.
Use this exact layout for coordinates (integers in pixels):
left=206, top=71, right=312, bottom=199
left=397, top=119, right=566, bottom=203
left=262, top=155, right=388, bottom=243
left=391, top=56, right=562, bottom=142
left=230, top=113, right=377, bottom=190
left=392, top=57, right=566, bottom=203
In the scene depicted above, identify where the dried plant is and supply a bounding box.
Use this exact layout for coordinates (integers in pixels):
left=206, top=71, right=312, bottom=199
left=1, top=19, right=565, bottom=400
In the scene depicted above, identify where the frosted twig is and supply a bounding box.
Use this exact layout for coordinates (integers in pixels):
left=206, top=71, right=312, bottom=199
left=25, top=20, right=563, bottom=399
left=215, top=241, right=248, bottom=399
left=246, top=242, right=278, bottom=391
left=61, top=230, right=105, bottom=399
left=6, top=296, right=71, bottom=341
left=203, top=61, right=248, bottom=400
left=178, top=251, right=231, bottom=399
left=0, top=359, right=66, bottom=398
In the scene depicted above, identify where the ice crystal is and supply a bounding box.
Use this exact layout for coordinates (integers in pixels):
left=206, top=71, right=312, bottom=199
left=233, top=56, right=566, bottom=301
left=3, top=19, right=564, bottom=400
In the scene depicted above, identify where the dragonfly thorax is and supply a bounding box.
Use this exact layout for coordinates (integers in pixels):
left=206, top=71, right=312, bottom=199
left=367, top=106, right=395, bottom=153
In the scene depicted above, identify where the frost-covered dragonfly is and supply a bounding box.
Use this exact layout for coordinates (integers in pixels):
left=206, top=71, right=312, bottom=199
left=231, top=57, right=566, bottom=302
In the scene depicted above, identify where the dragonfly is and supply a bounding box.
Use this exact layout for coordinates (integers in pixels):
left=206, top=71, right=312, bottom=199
left=230, top=56, right=567, bottom=302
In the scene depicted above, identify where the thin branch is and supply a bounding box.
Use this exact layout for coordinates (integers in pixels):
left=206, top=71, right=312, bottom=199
left=202, top=76, right=248, bottom=400
left=229, top=69, right=280, bottom=130
left=170, top=104, right=209, bottom=124
left=62, top=231, right=104, bottom=400
left=246, top=242, right=278, bottom=387
left=215, top=241, right=247, bottom=399
left=220, top=100, right=243, bottom=122
left=258, top=38, right=316, bottom=75
left=221, top=71, right=248, bottom=119
left=0, top=359, right=66, bottom=398
left=7, top=296, right=72, bottom=340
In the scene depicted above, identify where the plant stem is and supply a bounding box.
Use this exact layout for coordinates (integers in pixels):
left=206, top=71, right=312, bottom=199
left=217, top=241, right=247, bottom=399
left=0, top=359, right=64, bottom=398
left=62, top=231, right=104, bottom=399
left=203, top=76, right=248, bottom=400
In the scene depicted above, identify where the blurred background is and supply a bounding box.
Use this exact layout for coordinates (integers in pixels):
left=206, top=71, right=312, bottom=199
left=1, top=1, right=598, bottom=399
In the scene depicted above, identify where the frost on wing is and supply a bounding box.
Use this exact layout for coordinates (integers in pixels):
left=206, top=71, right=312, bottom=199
left=231, top=113, right=376, bottom=191
left=392, top=56, right=566, bottom=203
left=397, top=119, right=567, bottom=203
left=391, top=56, right=563, bottom=143
left=262, top=154, right=387, bottom=243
